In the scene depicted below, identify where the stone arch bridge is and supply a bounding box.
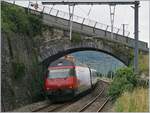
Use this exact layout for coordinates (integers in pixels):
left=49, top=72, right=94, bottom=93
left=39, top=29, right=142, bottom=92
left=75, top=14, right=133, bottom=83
left=38, top=30, right=148, bottom=67
left=27, top=6, right=148, bottom=67
left=5, top=1, right=148, bottom=67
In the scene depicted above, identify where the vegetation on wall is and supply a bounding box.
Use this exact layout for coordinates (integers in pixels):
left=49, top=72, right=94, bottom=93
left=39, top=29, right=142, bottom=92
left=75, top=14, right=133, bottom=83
left=1, top=2, right=46, bottom=109
left=71, top=32, right=82, bottom=43
left=29, top=67, right=45, bottom=101
left=1, top=2, right=43, bottom=37
left=128, top=49, right=134, bottom=66
left=128, top=50, right=148, bottom=75
left=12, top=61, right=25, bottom=80
left=138, top=53, right=149, bottom=76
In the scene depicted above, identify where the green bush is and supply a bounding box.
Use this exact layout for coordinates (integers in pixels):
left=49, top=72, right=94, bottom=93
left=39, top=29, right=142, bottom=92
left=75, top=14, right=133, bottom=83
left=108, top=67, right=137, bottom=99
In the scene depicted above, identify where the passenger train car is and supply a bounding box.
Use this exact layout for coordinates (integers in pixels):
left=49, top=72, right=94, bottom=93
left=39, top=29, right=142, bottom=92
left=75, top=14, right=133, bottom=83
left=44, top=55, right=97, bottom=101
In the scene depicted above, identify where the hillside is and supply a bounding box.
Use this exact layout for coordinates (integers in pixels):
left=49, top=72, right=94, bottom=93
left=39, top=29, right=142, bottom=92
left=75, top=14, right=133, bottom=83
left=71, top=51, right=125, bottom=74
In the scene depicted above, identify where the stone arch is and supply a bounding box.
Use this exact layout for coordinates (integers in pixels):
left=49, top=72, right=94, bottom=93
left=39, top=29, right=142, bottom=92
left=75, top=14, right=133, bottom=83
left=38, top=39, right=131, bottom=67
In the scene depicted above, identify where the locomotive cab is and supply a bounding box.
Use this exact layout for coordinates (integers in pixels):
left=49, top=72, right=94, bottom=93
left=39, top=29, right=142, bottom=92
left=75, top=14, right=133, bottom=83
left=44, top=59, right=78, bottom=100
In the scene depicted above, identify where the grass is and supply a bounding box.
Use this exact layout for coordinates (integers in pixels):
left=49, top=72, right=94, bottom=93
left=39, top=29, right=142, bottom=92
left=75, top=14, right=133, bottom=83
left=108, top=55, right=149, bottom=112
left=114, top=87, right=149, bottom=112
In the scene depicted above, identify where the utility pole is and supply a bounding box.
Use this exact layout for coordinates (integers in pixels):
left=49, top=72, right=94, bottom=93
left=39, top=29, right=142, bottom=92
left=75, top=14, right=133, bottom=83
left=133, top=1, right=139, bottom=74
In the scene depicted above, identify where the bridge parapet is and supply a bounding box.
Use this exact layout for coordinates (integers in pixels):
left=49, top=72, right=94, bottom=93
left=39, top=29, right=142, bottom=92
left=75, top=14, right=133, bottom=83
left=7, top=0, right=130, bottom=36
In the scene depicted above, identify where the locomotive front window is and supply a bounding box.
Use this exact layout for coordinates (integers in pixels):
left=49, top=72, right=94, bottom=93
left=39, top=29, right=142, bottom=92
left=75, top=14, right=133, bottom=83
left=48, top=68, right=75, bottom=78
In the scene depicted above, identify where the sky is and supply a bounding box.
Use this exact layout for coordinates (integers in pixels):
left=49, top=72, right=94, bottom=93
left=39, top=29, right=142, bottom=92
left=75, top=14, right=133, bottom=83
left=5, top=0, right=149, bottom=46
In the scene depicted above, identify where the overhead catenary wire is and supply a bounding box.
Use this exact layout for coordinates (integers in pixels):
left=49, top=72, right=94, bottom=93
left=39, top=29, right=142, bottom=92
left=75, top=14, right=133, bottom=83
left=78, top=6, right=88, bottom=16
left=77, top=5, right=93, bottom=18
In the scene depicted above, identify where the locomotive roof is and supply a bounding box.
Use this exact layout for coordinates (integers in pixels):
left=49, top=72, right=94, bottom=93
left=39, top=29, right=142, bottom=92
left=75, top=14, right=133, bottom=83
left=49, top=57, right=90, bottom=68
left=49, top=59, right=75, bottom=67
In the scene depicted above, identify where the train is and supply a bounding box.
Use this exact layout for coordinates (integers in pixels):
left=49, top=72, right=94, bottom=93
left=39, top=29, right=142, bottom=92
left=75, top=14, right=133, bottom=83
left=44, top=55, right=98, bottom=101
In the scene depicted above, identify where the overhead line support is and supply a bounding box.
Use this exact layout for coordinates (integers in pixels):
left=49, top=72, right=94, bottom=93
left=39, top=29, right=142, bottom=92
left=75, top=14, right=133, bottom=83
left=42, top=2, right=135, bottom=5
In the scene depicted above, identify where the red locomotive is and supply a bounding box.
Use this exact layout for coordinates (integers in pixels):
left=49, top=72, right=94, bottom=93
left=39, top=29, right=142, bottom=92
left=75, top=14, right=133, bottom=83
left=44, top=55, right=97, bottom=101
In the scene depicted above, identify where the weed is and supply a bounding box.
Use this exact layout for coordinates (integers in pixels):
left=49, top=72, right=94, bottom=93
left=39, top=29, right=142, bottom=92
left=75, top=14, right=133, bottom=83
left=114, top=87, right=149, bottom=112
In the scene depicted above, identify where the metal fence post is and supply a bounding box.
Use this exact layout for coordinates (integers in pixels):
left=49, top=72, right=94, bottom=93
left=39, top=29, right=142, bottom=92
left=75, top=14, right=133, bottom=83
left=93, top=22, right=97, bottom=32
left=105, top=25, right=109, bottom=36
left=42, top=6, right=45, bottom=13
left=56, top=10, right=59, bottom=17
left=81, top=18, right=85, bottom=30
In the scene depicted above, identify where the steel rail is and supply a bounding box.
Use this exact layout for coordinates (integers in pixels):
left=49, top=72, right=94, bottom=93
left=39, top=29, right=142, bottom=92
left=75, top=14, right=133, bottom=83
left=49, top=102, right=73, bottom=112
left=78, top=88, right=105, bottom=112
left=33, top=101, right=73, bottom=112
left=96, top=97, right=110, bottom=112
left=32, top=104, right=52, bottom=112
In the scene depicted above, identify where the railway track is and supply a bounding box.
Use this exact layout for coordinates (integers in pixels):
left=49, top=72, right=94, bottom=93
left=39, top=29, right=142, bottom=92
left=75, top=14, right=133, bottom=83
left=78, top=88, right=105, bottom=112
left=12, top=100, right=51, bottom=112
left=12, top=80, right=111, bottom=112
left=59, top=81, right=110, bottom=112
left=97, top=97, right=110, bottom=112
left=49, top=102, right=74, bottom=112
left=33, top=103, right=68, bottom=112
left=78, top=86, right=110, bottom=112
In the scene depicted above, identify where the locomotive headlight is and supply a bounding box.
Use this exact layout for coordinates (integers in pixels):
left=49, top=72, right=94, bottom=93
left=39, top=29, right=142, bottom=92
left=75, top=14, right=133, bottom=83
left=69, top=85, right=73, bottom=89
left=46, top=88, right=50, bottom=90
left=69, top=86, right=72, bottom=88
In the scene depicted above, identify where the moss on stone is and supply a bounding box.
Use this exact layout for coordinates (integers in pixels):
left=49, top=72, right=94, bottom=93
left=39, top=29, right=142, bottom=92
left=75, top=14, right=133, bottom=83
left=12, top=61, right=25, bottom=80
left=71, top=32, right=82, bottom=43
